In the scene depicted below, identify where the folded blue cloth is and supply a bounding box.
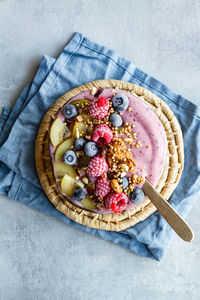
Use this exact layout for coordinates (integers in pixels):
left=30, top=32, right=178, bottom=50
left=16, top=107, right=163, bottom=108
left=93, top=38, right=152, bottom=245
left=0, top=32, right=200, bottom=261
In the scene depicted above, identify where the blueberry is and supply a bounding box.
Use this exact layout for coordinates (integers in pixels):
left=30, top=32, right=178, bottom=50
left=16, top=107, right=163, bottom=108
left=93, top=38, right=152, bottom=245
left=75, top=138, right=86, bottom=150
left=63, top=104, right=77, bottom=119
left=121, top=177, right=129, bottom=190
left=129, top=188, right=144, bottom=205
left=63, top=150, right=77, bottom=165
left=72, top=188, right=86, bottom=201
left=84, top=142, right=99, bottom=157
left=109, top=113, right=123, bottom=127
left=112, top=94, right=129, bottom=112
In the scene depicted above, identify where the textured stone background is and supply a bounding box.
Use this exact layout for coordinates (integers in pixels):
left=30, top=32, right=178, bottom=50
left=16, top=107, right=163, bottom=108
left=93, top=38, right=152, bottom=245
left=0, top=1, right=199, bottom=299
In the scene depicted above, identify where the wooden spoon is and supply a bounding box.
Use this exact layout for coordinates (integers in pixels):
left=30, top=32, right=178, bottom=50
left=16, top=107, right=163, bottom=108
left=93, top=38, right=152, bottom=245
left=142, top=179, right=194, bottom=242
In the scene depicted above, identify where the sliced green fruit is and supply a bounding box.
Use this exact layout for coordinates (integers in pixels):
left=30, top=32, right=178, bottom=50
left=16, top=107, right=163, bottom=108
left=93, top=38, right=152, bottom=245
left=81, top=112, right=93, bottom=121
left=55, top=137, right=74, bottom=161
left=60, top=174, right=84, bottom=197
left=54, top=162, right=77, bottom=179
left=72, top=121, right=87, bottom=138
left=70, top=99, right=91, bottom=107
left=72, top=120, right=93, bottom=139
left=50, top=118, right=70, bottom=147
left=80, top=195, right=97, bottom=210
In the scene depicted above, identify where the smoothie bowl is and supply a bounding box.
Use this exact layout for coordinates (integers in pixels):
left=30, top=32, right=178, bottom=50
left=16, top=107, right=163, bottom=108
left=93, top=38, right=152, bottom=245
left=35, top=79, right=184, bottom=231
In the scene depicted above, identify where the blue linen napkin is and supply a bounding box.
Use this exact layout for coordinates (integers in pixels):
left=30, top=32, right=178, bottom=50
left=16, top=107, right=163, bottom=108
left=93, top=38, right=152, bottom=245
left=0, top=32, right=200, bottom=261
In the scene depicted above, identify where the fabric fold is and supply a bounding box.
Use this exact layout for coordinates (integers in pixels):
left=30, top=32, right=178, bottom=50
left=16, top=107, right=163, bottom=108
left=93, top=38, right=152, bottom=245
left=0, top=32, right=199, bottom=261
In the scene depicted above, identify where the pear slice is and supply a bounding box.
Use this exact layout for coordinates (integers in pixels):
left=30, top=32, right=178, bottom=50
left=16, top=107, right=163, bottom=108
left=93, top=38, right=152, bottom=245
left=50, top=118, right=70, bottom=147
left=80, top=195, right=97, bottom=210
left=61, top=174, right=84, bottom=197
left=70, top=99, right=91, bottom=107
left=54, top=162, right=77, bottom=179
left=55, top=137, right=74, bottom=161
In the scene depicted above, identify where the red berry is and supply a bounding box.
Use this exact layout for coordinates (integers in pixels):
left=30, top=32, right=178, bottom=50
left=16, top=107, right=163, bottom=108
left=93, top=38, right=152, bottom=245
left=87, top=155, right=108, bottom=177
left=97, top=97, right=108, bottom=107
left=95, top=177, right=111, bottom=198
left=92, top=123, right=113, bottom=145
left=88, top=97, right=109, bottom=119
left=105, top=192, right=128, bottom=213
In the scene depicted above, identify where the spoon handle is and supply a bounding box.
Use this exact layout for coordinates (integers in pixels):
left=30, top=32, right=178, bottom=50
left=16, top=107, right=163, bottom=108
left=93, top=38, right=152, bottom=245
left=142, top=179, right=194, bottom=242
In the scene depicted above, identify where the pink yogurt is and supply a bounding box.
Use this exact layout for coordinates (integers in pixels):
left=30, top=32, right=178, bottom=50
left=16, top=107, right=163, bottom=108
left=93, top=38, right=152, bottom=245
left=50, top=88, right=167, bottom=213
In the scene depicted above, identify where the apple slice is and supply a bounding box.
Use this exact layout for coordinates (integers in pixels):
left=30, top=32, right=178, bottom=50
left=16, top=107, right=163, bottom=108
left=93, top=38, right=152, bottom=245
left=80, top=195, right=97, bottom=210
left=61, top=174, right=84, bottom=197
left=70, top=99, right=91, bottom=107
left=50, top=118, right=70, bottom=147
left=55, top=137, right=74, bottom=161
left=54, top=162, right=77, bottom=179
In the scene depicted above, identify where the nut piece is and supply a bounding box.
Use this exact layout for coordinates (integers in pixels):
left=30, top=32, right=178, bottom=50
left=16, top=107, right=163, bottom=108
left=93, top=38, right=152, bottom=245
left=110, top=179, right=123, bottom=193
left=120, top=171, right=127, bottom=178
left=82, top=177, right=89, bottom=185
left=87, top=183, right=95, bottom=193
left=121, top=164, right=129, bottom=172
left=76, top=115, right=84, bottom=122
left=90, top=87, right=97, bottom=96
left=75, top=127, right=80, bottom=138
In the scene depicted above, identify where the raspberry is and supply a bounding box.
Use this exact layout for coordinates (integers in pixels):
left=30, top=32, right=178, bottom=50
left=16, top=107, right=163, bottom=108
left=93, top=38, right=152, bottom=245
left=92, top=124, right=113, bottom=145
left=87, top=155, right=108, bottom=177
left=105, top=192, right=128, bottom=213
left=88, top=97, right=109, bottom=119
left=95, top=177, right=111, bottom=198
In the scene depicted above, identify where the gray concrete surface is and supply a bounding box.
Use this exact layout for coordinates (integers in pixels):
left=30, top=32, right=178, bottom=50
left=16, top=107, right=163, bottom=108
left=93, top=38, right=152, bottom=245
left=0, top=1, right=200, bottom=299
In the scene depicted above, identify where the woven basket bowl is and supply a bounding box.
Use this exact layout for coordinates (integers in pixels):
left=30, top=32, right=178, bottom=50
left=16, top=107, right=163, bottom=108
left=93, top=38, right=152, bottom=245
left=35, top=79, right=184, bottom=231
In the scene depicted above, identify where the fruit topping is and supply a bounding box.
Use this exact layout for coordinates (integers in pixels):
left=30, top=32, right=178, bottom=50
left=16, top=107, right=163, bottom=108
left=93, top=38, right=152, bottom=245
left=87, top=155, right=108, bottom=177
left=95, top=177, right=111, bottom=198
left=63, top=104, right=77, bottom=119
left=73, top=121, right=86, bottom=138
left=105, top=192, right=128, bottom=213
left=63, top=150, right=77, bottom=165
left=84, top=141, right=99, bottom=157
left=80, top=195, right=97, bottom=210
left=92, top=124, right=113, bottom=145
left=75, top=138, right=87, bottom=150
left=54, top=162, right=77, bottom=179
left=50, top=118, right=70, bottom=147
left=55, top=137, right=74, bottom=161
left=109, top=113, right=123, bottom=127
left=129, top=188, right=144, bottom=205
left=72, top=188, right=86, bottom=201
left=88, top=97, right=109, bottom=119
left=112, top=94, right=129, bottom=112
left=110, top=179, right=123, bottom=194
left=72, top=121, right=92, bottom=138
left=60, top=174, right=84, bottom=197
left=51, top=89, right=147, bottom=213
left=121, top=176, right=129, bottom=190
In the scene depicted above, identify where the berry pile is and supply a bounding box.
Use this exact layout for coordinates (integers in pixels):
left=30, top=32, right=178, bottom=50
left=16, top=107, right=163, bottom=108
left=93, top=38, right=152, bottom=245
left=51, top=91, right=145, bottom=214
